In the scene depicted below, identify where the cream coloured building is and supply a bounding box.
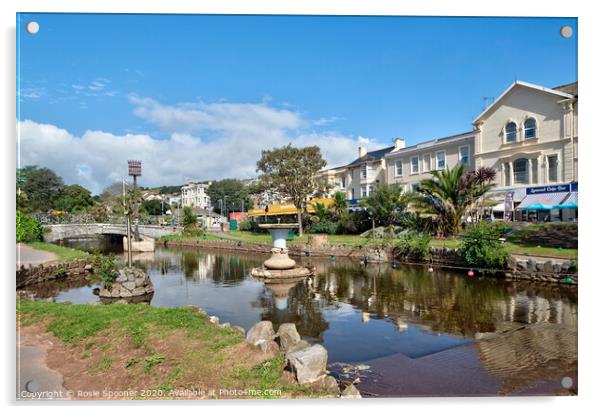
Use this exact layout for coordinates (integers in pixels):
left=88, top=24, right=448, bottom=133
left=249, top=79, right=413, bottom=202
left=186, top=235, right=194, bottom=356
left=385, top=131, right=475, bottom=191
left=320, top=140, right=402, bottom=200
left=181, top=182, right=212, bottom=210
left=472, top=80, right=578, bottom=190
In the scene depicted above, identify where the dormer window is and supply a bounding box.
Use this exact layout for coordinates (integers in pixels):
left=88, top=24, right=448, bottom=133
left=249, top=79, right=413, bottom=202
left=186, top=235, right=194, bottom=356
left=524, top=117, right=537, bottom=139
left=505, top=121, right=517, bottom=143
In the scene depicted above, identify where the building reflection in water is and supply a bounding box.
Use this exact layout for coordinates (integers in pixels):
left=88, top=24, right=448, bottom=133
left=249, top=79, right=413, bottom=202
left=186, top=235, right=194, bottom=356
left=31, top=244, right=577, bottom=394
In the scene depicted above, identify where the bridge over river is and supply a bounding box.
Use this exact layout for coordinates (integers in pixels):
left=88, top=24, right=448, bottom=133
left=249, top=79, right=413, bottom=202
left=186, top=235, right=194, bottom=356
left=43, top=223, right=182, bottom=243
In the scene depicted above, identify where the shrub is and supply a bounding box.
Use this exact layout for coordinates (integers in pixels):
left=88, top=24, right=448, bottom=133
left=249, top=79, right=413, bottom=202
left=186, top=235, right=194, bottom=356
left=459, top=222, right=508, bottom=272
left=239, top=219, right=261, bottom=232
left=16, top=211, right=43, bottom=243
left=506, top=222, right=577, bottom=249
left=396, top=232, right=432, bottom=261
left=91, top=253, right=118, bottom=288
left=183, top=224, right=203, bottom=237
left=336, top=210, right=372, bottom=235
left=308, top=220, right=338, bottom=235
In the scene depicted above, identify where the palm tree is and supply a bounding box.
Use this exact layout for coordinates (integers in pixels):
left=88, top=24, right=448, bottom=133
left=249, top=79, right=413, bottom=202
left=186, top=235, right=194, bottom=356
left=361, top=183, right=408, bottom=227
left=310, top=202, right=330, bottom=223
left=332, top=191, right=348, bottom=217
left=410, top=164, right=496, bottom=237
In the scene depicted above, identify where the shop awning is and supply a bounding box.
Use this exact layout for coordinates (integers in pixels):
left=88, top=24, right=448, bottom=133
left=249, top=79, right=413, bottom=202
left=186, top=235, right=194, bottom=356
left=247, top=198, right=335, bottom=217
left=562, top=192, right=578, bottom=205
left=516, top=192, right=569, bottom=210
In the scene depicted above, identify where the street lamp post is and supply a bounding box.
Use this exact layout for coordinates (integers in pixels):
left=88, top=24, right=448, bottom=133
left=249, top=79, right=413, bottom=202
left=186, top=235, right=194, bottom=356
left=123, top=179, right=132, bottom=267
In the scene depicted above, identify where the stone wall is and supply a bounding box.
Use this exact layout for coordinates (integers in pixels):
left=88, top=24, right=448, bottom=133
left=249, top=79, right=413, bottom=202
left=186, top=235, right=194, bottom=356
left=17, top=258, right=93, bottom=289
left=396, top=247, right=577, bottom=285
left=164, top=239, right=368, bottom=258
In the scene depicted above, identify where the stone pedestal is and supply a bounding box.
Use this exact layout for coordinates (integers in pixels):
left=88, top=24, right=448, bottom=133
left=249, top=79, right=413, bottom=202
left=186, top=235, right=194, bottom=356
left=251, top=224, right=314, bottom=281
left=264, top=248, right=296, bottom=270
left=98, top=267, right=154, bottom=299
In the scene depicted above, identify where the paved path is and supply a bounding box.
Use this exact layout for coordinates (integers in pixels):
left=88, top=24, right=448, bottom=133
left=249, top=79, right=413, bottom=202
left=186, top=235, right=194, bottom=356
left=16, top=243, right=58, bottom=268
left=17, top=330, right=69, bottom=400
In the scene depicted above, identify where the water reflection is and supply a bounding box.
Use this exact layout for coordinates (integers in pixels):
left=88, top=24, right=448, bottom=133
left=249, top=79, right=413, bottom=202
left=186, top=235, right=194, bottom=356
left=27, top=243, right=577, bottom=394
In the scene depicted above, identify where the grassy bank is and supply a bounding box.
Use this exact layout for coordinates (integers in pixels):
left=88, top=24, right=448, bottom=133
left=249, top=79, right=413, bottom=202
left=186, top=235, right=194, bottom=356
left=163, top=231, right=577, bottom=260
left=17, top=300, right=329, bottom=399
left=26, top=242, right=89, bottom=262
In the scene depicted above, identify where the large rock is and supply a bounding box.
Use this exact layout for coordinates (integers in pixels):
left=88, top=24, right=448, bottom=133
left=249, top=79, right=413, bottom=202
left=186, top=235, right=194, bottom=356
left=286, top=344, right=328, bottom=384
left=341, top=384, right=362, bottom=399
left=286, top=339, right=310, bottom=354
left=258, top=339, right=280, bottom=354
left=276, top=323, right=301, bottom=351
left=246, top=321, right=275, bottom=346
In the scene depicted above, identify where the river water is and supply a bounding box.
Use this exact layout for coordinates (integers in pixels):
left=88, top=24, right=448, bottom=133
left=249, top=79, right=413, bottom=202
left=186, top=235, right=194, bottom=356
left=29, top=237, right=578, bottom=397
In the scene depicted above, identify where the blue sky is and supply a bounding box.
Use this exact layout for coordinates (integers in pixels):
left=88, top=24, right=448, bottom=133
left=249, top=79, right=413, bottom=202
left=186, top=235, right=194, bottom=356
left=17, top=14, right=577, bottom=193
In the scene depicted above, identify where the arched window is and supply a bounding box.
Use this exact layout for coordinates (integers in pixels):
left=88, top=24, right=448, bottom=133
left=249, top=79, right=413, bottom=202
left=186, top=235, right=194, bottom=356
left=514, top=158, right=529, bottom=184
left=505, top=121, right=517, bottom=143
left=524, top=117, right=537, bottom=139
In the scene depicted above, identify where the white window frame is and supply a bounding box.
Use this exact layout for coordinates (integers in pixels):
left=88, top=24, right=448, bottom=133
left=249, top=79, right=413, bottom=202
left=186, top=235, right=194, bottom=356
left=523, top=117, right=537, bottom=140
left=505, top=121, right=518, bottom=143
left=459, top=145, right=470, bottom=166
left=360, top=184, right=368, bottom=198
left=410, top=156, right=420, bottom=175
left=436, top=150, right=446, bottom=170
left=360, top=165, right=367, bottom=179
left=395, top=159, right=403, bottom=177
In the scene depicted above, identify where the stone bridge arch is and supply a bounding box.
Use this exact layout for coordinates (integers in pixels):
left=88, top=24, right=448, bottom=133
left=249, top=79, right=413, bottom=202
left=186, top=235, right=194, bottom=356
left=43, top=224, right=181, bottom=243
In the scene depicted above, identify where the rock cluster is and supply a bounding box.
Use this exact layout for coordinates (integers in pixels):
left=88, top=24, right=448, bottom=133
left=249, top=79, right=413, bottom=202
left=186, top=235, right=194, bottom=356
left=98, top=267, right=154, bottom=298
left=245, top=320, right=361, bottom=398
left=505, top=256, right=577, bottom=284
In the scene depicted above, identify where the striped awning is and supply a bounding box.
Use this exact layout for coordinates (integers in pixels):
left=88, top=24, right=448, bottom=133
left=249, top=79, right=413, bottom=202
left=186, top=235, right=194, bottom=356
left=516, top=192, right=569, bottom=210
left=562, top=192, right=578, bottom=205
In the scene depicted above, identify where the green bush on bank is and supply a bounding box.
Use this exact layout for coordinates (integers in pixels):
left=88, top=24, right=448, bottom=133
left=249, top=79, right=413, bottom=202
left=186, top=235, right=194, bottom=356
left=308, top=220, right=338, bottom=235
left=91, top=253, right=117, bottom=288
left=396, top=232, right=432, bottom=261
left=16, top=211, right=43, bottom=243
left=459, top=222, right=508, bottom=272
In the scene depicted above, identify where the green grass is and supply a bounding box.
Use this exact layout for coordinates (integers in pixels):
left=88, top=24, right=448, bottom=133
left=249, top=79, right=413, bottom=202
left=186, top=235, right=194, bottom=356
left=163, top=229, right=577, bottom=260
left=163, top=230, right=373, bottom=247
left=429, top=237, right=576, bottom=259
left=17, top=300, right=328, bottom=399
left=26, top=241, right=89, bottom=262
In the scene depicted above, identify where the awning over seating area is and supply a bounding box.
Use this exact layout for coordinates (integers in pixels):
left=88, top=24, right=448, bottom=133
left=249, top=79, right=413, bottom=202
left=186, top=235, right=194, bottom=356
left=516, top=192, right=569, bottom=210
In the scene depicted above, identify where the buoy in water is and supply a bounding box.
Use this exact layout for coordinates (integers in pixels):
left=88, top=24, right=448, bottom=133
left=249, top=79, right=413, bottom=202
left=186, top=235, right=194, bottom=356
left=391, top=262, right=398, bottom=269
left=467, top=269, right=475, bottom=277
left=428, top=266, right=434, bottom=273
left=564, top=277, right=573, bottom=284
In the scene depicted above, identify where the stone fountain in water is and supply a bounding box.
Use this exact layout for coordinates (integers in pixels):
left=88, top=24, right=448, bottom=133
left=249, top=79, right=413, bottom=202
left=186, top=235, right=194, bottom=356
left=251, top=224, right=314, bottom=282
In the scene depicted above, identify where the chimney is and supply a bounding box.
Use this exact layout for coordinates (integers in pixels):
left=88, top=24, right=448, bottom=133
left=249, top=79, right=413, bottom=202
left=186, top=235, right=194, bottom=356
left=358, top=146, right=367, bottom=158
left=393, top=137, right=406, bottom=150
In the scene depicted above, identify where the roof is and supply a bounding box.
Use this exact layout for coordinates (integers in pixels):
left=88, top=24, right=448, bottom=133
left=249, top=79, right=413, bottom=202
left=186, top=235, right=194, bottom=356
left=554, top=81, right=578, bottom=96
left=347, top=146, right=395, bottom=166
left=385, top=130, right=474, bottom=158
left=473, top=80, right=576, bottom=124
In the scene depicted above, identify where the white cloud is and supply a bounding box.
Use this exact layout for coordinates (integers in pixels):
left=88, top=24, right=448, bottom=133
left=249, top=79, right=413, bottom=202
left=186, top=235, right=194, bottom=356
left=17, top=97, right=382, bottom=194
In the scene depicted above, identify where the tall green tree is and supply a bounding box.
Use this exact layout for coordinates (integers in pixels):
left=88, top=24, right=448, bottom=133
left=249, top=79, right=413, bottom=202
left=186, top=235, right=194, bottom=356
left=361, top=183, right=408, bottom=227
left=256, top=144, right=328, bottom=235
left=141, top=199, right=164, bottom=216
left=207, top=179, right=252, bottom=213
left=17, top=166, right=64, bottom=212
left=53, top=184, right=96, bottom=213
left=411, top=164, right=496, bottom=237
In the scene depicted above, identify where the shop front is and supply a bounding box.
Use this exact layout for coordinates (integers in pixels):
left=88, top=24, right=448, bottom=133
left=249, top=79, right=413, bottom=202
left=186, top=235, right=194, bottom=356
left=515, top=182, right=578, bottom=222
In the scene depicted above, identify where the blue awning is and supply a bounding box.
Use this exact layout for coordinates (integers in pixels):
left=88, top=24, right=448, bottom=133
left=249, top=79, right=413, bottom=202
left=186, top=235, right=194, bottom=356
left=516, top=192, right=569, bottom=210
